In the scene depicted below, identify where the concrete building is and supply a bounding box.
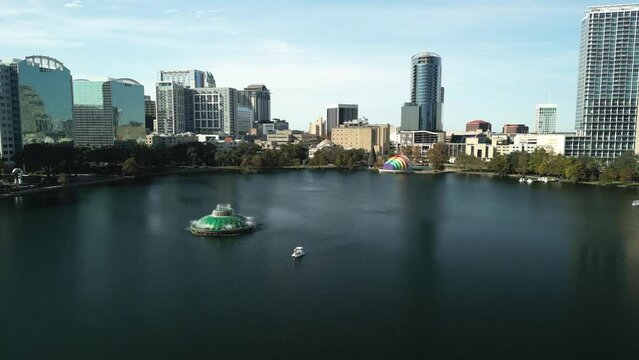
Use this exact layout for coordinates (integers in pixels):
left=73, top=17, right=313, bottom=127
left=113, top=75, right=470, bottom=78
left=399, top=130, right=445, bottom=159
left=409, top=52, right=444, bottom=131
left=465, top=137, right=495, bottom=160
left=238, top=84, right=270, bottom=123
left=0, top=60, right=19, bottom=166
left=273, top=118, right=289, bottom=131
left=144, top=95, right=156, bottom=131
left=400, top=103, right=420, bottom=131
left=189, top=87, right=240, bottom=135
left=309, top=139, right=336, bottom=158
left=502, top=124, right=529, bottom=135
left=327, top=104, right=358, bottom=135
left=534, top=104, right=557, bottom=134
left=158, top=69, right=215, bottom=88
left=145, top=132, right=197, bottom=147
left=155, top=81, right=185, bottom=135
left=331, top=126, right=374, bottom=152
left=495, top=133, right=567, bottom=155
left=573, top=4, right=639, bottom=161
left=309, top=117, right=326, bottom=138
left=466, top=120, right=492, bottom=133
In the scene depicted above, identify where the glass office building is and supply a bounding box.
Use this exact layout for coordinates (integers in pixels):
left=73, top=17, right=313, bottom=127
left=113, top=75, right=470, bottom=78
left=410, top=52, right=444, bottom=131
left=571, top=4, right=639, bottom=161
left=73, top=78, right=145, bottom=147
left=15, top=55, right=74, bottom=145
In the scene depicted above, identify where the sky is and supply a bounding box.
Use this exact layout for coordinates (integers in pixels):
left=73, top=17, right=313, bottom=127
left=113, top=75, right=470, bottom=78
left=0, top=0, right=605, bottom=131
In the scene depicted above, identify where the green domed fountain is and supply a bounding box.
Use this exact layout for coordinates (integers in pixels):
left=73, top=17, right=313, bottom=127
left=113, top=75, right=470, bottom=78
left=190, top=204, right=255, bottom=236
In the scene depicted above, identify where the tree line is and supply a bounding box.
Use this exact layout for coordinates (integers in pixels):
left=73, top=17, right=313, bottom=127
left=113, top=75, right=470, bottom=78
left=453, top=148, right=639, bottom=183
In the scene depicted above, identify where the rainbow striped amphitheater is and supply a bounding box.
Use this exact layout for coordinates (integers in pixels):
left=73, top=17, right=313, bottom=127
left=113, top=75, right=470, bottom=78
left=379, top=155, right=413, bottom=174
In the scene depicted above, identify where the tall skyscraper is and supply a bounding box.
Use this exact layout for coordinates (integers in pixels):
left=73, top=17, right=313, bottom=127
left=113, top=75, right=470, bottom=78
left=73, top=78, right=145, bottom=147
left=408, top=52, right=444, bottom=131
left=158, top=69, right=215, bottom=88
left=573, top=4, right=639, bottom=161
left=7, top=56, right=74, bottom=147
left=238, top=84, right=271, bottom=123
left=534, top=104, right=557, bottom=134
left=155, top=81, right=185, bottom=135
left=326, top=104, right=358, bottom=135
left=0, top=60, right=20, bottom=166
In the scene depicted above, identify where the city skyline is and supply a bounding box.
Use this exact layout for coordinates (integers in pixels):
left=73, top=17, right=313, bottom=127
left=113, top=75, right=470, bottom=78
left=0, top=0, right=616, bottom=131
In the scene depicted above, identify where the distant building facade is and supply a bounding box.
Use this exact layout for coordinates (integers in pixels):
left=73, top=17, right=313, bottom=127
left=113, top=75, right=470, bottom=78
left=238, top=84, right=270, bottom=123
left=145, top=132, right=197, bottom=147
left=502, top=124, right=529, bottom=135
left=0, top=61, right=20, bottom=165
left=189, top=87, right=240, bottom=135
left=326, top=104, right=358, bottom=136
left=466, top=120, right=492, bottom=133
left=155, top=81, right=185, bottom=135
left=309, top=117, right=326, bottom=138
left=534, top=104, right=557, bottom=134
left=9, top=55, right=74, bottom=147
left=144, top=95, right=155, bottom=131
left=400, top=103, right=420, bottom=131
left=158, top=69, right=215, bottom=88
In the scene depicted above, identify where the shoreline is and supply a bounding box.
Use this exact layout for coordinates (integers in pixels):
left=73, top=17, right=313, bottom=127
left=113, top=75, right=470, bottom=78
left=3, top=166, right=637, bottom=199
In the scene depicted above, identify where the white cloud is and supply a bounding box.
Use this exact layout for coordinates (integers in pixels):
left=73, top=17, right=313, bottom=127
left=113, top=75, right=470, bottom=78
left=163, top=9, right=178, bottom=14
left=63, top=1, right=82, bottom=9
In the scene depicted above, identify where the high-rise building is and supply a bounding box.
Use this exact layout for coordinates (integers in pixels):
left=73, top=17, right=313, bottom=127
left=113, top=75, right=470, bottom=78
left=8, top=56, right=74, bottom=147
left=238, top=84, right=271, bottom=123
left=572, top=4, right=639, bottom=161
left=189, top=87, right=245, bottom=135
left=73, top=78, right=145, bottom=147
left=0, top=60, right=20, bottom=166
left=144, top=95, right=156, bottom=131
left=409, top=52, right=444, bottom=131
left=158, top=69, right=215, bottom=88
left=309, top=117, right=326, bottom=138
left=155, top=81, right=185, bottom=135
left=534, top=104, right=557, bottom=134
left=326, top=104, right=358, bottom=135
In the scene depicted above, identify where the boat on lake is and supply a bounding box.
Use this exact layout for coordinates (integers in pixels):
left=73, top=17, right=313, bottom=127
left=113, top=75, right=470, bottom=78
left=633, top=200, right=639, bottom=207
left=291, top=247, right=305, bottom=258
left=190, top=204, right=255, bottom=236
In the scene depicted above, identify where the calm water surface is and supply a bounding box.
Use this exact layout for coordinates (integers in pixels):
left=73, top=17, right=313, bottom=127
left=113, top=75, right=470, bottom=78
left=2, top=170, right=639, bottom=359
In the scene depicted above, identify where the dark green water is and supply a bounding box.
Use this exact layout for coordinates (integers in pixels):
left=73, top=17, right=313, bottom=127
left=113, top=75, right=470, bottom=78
left=2, top=171, right=639, bottom=359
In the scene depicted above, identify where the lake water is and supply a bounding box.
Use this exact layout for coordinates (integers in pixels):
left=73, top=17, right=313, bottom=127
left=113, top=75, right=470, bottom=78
left=2, top=170, right=639, bottom=359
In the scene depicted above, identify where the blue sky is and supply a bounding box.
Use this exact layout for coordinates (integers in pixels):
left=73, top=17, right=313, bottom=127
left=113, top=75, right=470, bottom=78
left=0, top=0, right=602, bottom=131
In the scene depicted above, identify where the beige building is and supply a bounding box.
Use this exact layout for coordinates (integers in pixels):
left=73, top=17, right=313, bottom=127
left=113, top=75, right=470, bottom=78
left=308, top=117, right=326, bottom=138
left=465, top=137, right=495, bottom=160
left=331, top=126, right=374, bottom=152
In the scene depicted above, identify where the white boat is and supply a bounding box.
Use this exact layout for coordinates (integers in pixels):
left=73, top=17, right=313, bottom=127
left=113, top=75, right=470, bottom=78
left=632, top=200, right=639, bottom=207
left=519, top=178, right=525, bottom=183
left=526, top=178, right=534, bottom=184
left=291, top=247, right=305, bottom=258
left=540, top=177, right=549, bottom=183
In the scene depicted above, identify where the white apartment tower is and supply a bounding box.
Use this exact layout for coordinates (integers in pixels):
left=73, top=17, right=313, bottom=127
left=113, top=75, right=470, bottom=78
left=572, top=4, right=639, bottom=161
left=535, top=104, right=557, bottom=134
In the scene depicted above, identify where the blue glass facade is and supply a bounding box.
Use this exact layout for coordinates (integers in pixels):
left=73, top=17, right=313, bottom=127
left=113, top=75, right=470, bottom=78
left=410, top=52, right=443, bottom=131
left=16, top=56, right=73, bottom=145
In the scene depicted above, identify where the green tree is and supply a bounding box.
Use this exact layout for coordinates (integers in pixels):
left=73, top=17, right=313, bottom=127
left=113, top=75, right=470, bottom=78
left=599, top=166, right=617, bottom=183
left=612, top=152, right=637, bottom=183
left=490, top=154, right=510, bottom=176
left=564, top=160, right=586, bottom=183
left=427, top=143, right=448, bottom=171
left=122, top=157, right=143, bottom=175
